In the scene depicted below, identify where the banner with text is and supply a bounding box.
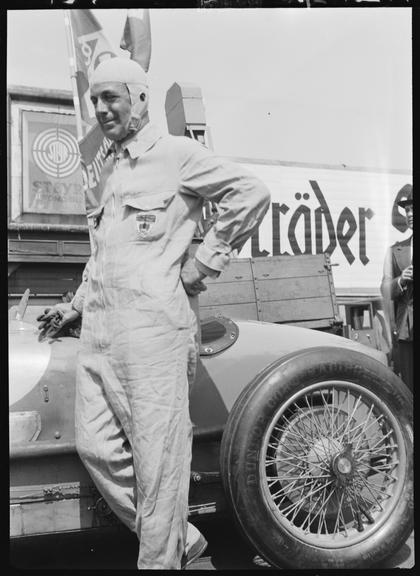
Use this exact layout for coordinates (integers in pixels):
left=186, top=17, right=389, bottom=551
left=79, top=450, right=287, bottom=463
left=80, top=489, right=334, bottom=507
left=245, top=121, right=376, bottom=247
left=235, top=161, right=412, bottom=294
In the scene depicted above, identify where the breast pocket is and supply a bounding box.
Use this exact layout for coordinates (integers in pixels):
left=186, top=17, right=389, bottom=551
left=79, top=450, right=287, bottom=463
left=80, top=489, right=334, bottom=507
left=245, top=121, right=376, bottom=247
left=123, top=191, right=176, bottom=242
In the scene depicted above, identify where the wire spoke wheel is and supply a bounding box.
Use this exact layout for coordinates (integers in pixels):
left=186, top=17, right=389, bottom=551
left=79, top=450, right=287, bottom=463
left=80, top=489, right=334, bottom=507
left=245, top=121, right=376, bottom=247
left=260, top=380, right=406, bottom=547
left=221, top=347, right=413, bottom=568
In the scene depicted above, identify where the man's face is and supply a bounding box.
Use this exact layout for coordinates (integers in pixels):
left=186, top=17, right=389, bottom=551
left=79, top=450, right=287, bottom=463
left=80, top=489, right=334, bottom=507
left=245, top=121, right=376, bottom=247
left=90, top=82, right=132, bottom=142
left=405, top=204, right=413, bottom=230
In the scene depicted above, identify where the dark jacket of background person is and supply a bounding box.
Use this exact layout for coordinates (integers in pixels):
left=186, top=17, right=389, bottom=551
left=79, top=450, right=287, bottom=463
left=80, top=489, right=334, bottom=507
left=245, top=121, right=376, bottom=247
left=381, top=235, right=413, bottom=388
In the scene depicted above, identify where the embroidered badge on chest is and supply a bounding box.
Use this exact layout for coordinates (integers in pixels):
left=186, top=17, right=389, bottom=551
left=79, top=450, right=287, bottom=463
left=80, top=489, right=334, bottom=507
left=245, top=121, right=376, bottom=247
left=136, top=213, right=157, bottom=237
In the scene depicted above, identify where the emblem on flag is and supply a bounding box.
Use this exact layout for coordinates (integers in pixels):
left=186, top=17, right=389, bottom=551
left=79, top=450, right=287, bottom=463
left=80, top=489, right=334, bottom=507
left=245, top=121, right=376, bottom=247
left=64, top=9, right=152, bottom=214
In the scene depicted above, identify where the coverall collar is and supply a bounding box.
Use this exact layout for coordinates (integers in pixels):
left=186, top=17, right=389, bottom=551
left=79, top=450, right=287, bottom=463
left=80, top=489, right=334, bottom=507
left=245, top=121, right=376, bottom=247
left=107, top=122, right=163, bottom=159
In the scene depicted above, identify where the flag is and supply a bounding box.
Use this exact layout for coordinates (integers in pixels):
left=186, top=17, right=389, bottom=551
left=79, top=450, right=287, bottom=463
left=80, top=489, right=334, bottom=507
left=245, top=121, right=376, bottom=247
left=65, top=9, right=152, bottom=213
left=65, top=9, right=118, bottom=212
left=120, top=9, right=151, bottom=72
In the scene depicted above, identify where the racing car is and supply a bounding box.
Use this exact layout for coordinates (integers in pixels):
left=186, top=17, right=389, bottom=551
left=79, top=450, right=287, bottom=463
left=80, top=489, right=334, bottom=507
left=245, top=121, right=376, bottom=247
left=9, top=291, right=413, bottom=569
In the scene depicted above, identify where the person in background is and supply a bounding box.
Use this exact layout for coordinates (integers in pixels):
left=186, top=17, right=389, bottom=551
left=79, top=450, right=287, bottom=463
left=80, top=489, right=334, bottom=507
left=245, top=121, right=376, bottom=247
left=380, top=185, right=413, bottom=390
left=37, top=57, right=270, bottom=570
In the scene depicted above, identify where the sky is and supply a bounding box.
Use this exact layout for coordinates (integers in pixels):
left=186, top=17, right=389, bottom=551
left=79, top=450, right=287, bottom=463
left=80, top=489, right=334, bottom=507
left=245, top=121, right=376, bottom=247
left=7, top=7, right=412, bottom=171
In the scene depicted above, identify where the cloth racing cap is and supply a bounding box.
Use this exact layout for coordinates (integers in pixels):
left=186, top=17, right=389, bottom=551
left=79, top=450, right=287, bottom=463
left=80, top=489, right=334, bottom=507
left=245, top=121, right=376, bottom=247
left=397, top=184, right=413, bottom=209
left=89, top=57, right=149, bottom=103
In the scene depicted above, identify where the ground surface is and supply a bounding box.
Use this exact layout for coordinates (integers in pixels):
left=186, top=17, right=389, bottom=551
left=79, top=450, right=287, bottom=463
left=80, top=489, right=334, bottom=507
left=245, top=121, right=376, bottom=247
left=9, top=516, right=414, bottom=571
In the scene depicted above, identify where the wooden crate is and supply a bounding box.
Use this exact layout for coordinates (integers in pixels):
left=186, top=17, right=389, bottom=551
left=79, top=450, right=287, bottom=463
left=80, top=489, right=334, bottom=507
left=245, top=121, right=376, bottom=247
left=199, top=254, right=340, bottom=330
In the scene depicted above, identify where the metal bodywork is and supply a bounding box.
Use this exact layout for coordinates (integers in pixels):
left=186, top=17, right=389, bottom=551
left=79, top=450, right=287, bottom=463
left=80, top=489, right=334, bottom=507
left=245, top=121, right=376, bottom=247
left=9, top=305, right=386, bottom=539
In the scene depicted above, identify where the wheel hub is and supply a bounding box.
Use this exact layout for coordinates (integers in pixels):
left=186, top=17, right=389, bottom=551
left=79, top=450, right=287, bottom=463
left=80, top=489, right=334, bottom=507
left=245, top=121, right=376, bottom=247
left=307, top=437, right=341, bottom=477
left=332, top=443, right=356, bottom=484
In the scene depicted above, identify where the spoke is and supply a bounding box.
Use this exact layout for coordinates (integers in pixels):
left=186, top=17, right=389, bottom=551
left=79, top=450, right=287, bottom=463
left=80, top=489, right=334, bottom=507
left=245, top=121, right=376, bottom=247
left=351, top=412, right=387, bottom=450
left=277, top=444, right=331, bottom=473
left=308, top=485, right=333, bottom=533
left=274, top=475, right=312, bottom=509
left=291, top=401, right=333, bottom=462
left=345, top=412, right=376, bottom=439
left=353, top=475, right=384, bottom=512
left=336, top=393, right=363, bottom=444
left=319, top=390, right=334, bottom=433
left=317, top=486, right=337, bottom=535
left=270, top=468, right=309, bottom=501
left=355, top=443, right=398, bottom=455
left=266, top=474, right=330, bottom=481
left=332, top=490, right=347, bottom=536
left=289, top=477, right=314, bottom=523
left=310, top=394, right=331, bottom=437
left=310, top=483, right=337, bottom=534
left=356, top=460, right=398, bottom=476
left=265, top=454, right=308, bottom=466
left=304, top=396, right=328, bottom=438
left=331, top=389, right=354, bottom=439
left=348, top=491, right=359, bottom=532
left=330, top=387, right=335, bottom=436
left=272, top=422, right=311, bottom=447
left=356, top=475, right=393, bottom=491
left=365, top=429, right=395, bottom=452
left=301, top=489, right=324, bottom=532
left=346, top=484, right=366, bottom=531
left=287, top=404, right=318, bottom=443
left=354, top=474, right=392, bottom=498
left=281, top=479, right=334, bottom=517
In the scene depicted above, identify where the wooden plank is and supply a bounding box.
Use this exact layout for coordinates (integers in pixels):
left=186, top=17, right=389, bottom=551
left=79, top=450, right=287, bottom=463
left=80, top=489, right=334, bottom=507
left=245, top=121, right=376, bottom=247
left=280, top=319, right=334, bottom=329
left=63, top=241, right=91, bottom=256
left=9, top=239, right=59, bottom=256
left=205, top=259, right=253, bottom=284
left=10, top=499, right=88, bottom=536
left=200, top=302, right=259, bottom=321
left=10, top=505, right=23, bottom=537
left=199, top=281, right=256, bottom=306
left=8, top=264, right=84, bottom=296
left=251, top=255, right=328, bottom=280
left=8, top=254, right=89, bottom=263
left=259, top=298, right=334, bottom=324
left=255, top=276, right=331, bottom=302
left=9, top=239, right=91, bottom=258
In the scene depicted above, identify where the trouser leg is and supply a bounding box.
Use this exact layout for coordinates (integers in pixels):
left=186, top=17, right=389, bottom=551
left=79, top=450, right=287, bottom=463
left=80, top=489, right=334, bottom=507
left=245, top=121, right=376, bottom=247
left=126, top=328, right=192, bottom=569
left=398, top=340, right=413, bottom=391
left=75, top=352, right=137, bottom=530
left=75, top=327, right=193, bottom=569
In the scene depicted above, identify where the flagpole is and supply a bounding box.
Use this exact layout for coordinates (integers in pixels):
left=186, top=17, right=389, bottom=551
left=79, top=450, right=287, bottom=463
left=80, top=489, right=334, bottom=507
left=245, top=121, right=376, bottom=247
left=63, top=9, right=84, bottom=142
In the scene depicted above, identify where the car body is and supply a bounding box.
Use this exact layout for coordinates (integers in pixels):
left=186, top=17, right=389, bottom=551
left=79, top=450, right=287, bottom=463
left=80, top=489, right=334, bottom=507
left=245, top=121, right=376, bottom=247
left=9, top=304, right=413, bottom=569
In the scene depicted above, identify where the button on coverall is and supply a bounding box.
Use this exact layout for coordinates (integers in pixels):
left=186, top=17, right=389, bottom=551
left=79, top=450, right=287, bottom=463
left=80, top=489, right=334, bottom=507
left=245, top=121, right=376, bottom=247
left=71, top=123, right=270, bottom=569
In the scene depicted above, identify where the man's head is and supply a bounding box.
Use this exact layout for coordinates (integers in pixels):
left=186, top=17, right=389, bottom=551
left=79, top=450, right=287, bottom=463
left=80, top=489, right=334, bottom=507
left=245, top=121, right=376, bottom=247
left=397, top=185, right=413, bottom=230
left=89, top=57, right=149, bottom=142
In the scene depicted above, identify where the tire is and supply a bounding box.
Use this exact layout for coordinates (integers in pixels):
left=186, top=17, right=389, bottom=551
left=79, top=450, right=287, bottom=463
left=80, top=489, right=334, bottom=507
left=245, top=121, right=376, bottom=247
left=220, top=346, right=413, bottom=569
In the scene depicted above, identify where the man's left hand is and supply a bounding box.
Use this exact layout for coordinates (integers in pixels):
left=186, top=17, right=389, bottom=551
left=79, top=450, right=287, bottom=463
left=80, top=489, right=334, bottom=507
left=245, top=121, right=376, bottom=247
left=181, top=258, right=208, bottom=297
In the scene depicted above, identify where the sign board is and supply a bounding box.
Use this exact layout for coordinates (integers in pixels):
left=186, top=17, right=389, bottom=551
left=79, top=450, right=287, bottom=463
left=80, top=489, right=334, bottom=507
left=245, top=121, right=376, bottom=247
left=233, top=160, right=412, bottom=295
left=21, top=110, right=85, bottom=216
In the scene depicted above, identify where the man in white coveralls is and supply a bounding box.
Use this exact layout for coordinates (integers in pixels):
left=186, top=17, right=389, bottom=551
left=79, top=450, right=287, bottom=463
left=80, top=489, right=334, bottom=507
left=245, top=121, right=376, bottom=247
left=38, top=57, right=270, bottom=569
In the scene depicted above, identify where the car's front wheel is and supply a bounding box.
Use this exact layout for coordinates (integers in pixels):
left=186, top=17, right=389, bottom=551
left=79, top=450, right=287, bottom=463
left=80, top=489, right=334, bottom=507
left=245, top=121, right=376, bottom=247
left=220, top=347, right=413, bottom=569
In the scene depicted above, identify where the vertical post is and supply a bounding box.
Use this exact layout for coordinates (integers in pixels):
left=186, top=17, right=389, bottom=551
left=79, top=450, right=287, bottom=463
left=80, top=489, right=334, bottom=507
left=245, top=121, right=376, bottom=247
left=63, top=10, right=84, bottom=142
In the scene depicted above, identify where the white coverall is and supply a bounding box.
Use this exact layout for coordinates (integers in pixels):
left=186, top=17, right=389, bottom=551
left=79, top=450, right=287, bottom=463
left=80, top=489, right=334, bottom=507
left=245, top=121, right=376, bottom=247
left=71, top=122, right=270, bottom=569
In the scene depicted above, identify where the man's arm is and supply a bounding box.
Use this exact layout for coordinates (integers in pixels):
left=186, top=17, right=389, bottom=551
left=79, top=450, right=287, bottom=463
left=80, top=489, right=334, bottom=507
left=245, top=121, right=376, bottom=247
left=70, top=257, right=92, bottom=315
left=37, top=258, right=91, bottom=339
left=380, top=246, right=411, bottom=302
left=179, top=139, right=271, bottom=280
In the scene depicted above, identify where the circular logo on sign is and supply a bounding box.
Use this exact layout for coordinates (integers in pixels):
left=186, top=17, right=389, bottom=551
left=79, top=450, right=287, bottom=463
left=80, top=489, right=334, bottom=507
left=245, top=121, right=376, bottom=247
left=32, top=128, right=80, bottom=178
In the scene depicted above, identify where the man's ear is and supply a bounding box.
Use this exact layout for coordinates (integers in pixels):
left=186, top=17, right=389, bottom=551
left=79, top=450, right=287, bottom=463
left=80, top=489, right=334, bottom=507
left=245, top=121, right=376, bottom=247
left=140, top=92, right=146, bottom=102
